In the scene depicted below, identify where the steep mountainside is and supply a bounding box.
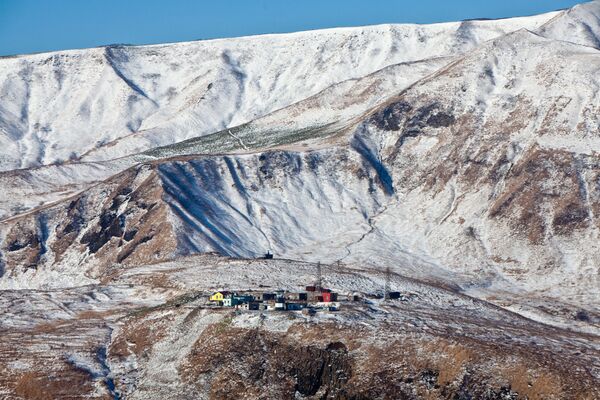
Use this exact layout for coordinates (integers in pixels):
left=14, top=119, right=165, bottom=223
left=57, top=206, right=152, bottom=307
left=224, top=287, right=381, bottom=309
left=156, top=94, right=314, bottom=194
left=0, top=56, right=449, bottom=220
left=538, top=1, right=600, bottom=47
left=0, top=11, right=558, bottom=170
left=1, top=3, right=600, bottom=398
left=2, top=4, right=599, bottom=314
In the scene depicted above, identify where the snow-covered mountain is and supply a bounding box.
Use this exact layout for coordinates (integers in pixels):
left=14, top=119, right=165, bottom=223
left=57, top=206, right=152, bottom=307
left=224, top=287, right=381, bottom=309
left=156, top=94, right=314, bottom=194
left=1, top=1, right=600, bottom=333
left=0, top=10, right=558, bottom=171
left=2, top=2, right=600, bottom=398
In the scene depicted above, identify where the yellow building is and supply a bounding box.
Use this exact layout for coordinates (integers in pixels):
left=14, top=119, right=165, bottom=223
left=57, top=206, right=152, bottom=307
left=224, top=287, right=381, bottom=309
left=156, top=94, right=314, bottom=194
left=209, top=291, right=230, bottom=302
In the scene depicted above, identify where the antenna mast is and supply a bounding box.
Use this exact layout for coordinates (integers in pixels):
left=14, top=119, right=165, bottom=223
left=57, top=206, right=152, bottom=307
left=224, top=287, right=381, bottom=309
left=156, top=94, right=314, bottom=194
left=384, top=266, right=391, bottom=301
left=316, top=261, right=322, bottom=291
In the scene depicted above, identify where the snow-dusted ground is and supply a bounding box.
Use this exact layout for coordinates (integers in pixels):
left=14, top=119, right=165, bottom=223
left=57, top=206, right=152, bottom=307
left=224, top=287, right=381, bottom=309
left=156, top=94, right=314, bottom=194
left=1, top=8, right=600, bottom=393
left=0, top=254, right=598, bottom=398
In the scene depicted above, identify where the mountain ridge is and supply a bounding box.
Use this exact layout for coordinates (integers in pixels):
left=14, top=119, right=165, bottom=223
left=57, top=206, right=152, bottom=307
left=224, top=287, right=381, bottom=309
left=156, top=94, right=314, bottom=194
left=0, top=7, right=564, bottom=170
left=1, top=3, right=600, bottom=398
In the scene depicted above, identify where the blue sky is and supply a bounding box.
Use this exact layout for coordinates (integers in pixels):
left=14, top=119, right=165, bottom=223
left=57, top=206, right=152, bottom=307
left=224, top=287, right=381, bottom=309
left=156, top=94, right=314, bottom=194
left=0, top=0, right=586, bottom=56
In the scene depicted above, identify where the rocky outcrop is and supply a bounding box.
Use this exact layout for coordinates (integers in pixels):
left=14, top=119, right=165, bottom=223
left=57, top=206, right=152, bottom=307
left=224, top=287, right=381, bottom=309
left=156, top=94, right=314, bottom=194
left=0, top=164, right=177, bottom=285
left=178, top=322, right=597, bottom=400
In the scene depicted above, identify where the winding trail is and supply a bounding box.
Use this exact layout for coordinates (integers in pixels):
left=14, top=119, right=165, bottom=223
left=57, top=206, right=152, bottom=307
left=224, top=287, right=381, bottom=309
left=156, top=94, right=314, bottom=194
left=228, top=129, right=249, bottom=151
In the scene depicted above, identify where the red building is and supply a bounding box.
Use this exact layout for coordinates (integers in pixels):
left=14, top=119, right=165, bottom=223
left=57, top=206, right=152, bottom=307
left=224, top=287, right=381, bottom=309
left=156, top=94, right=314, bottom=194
left=322, top=292, right=332, bottom=303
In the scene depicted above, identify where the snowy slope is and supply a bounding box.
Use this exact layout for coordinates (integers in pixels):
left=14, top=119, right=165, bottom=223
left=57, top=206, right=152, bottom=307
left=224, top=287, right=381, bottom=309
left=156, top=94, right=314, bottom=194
left=537, top=0, right=600, bottom=48
left=1, top=2, right=600, bottom=335
left=0, top=56, right=449, bottom=220
left=0, top=12, right=558, bottom=170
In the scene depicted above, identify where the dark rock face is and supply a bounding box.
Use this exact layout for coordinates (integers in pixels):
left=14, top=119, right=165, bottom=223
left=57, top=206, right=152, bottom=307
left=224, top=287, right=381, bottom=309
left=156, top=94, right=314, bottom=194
left=396, top=103, right=455, bottom=147
left=420, top=369, right=439, bottom=389
left=287, top=344, right=351, bottom=397
left=181, top=327, right=564, bottom=400
left=426, top=110, right=455, bottom=128
left=80, top=210, right=124, bottom=254
left=372, top=100, right=458, bottom=169
left=370, top=101, right=413, bottom=131
left=64, top=168, right=172, bottom=263
left=408, top=103, right=455, bottom=129
left=257, top=151, right=303, bottom=182
left=0, top=165, right=175, bottom=279
left=370, top=101, right=455, bottom=135
left=123, top=229, right=138, bottom=242
left=575, top=310, right=590, bottom=322
left=552, top=203, right=589, bottom=234
left=7, top=234, right=39, bottom=252
left=62, top=201, right=85, bottom=235
left=1, top=221, right=45, bottom=269
left=184, top=328, right=353, bottom=399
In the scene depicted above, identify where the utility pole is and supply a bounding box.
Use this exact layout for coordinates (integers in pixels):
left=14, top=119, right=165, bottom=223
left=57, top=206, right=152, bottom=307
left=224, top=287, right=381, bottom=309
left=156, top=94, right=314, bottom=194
left=384, top=266, right=391, bottom=301
left=316, top=261, right=322, bottom=291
